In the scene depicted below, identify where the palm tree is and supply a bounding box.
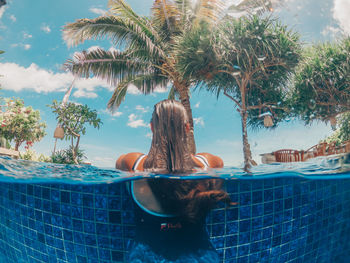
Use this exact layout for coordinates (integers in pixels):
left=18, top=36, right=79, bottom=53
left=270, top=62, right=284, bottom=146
left=177, top=15, right=301, bottom=171
left=63, top=0, right=229, bottom=154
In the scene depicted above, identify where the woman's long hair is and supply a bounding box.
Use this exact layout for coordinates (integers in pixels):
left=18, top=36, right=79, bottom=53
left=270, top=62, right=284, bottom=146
left=143, top=100, right=232, bottom=223
left=143, top=99, right=194, bottom=173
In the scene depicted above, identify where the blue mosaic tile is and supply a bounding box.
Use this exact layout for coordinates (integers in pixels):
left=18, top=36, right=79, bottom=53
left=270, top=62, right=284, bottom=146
left=0, top=178, right=348, bottom=263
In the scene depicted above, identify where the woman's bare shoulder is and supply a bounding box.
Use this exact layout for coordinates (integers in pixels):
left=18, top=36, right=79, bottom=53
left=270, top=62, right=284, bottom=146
left=115, top=152, right=145, bottom=171
left=196, top=152, right=224, bottom=168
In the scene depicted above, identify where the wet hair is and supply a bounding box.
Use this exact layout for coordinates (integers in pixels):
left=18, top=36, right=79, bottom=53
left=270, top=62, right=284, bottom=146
left=143, top=99, right=194, bottom=173
left=143, top=99, right=232, bottom=223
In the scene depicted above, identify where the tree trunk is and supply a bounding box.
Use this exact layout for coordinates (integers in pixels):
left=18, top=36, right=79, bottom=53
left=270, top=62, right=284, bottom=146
left=15, top=141, right=20, bottom=151
left=74, top=135, right=81, bottom=165
left=175, top=81, right=196, bottom=155
left=241, top=111, right=254, bottom=172
left=71, top=137, right=78, bottom=165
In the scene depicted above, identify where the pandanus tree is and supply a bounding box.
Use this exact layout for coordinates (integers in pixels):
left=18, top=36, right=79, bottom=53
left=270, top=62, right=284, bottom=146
left=177, top=15, right=301, bottom=170
left=62, top=0, right=233, bottom=155
left=290, top=37, right=350, bottom=127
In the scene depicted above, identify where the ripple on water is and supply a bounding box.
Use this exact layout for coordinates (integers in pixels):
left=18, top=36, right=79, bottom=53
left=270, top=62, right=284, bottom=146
left=0, top=154, right=349, bottom=184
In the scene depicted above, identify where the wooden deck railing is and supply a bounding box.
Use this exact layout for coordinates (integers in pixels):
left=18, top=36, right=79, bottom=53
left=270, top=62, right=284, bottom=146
left=272, top=140, right=350, bottom=163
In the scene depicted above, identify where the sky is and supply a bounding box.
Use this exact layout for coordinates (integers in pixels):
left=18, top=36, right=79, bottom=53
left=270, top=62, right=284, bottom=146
left=0, top=0, right=349, bottom=168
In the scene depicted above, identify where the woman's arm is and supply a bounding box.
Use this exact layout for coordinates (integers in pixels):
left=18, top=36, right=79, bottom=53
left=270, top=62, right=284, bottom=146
left=115, top=152, right=145, bottom=171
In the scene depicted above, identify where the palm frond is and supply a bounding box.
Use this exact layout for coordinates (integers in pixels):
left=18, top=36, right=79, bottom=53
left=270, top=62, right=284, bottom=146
left=108, top=0, right=163, bottom=45
left=192, top=0, right=224, bottom=26
left=107, top=73, right=169, bottom=110
left=63, top=16, right=166, bottom=59
left=152, top=0, right=181, bottom=35
left=227, top=0, right=273, bottom=16
left=64, top=47, right=158, bottom=86
left=107, top=81, right=129, bottom=110
left=173, top=0, right=192, bottom=25
left=108, top=0, right=141, bottom=20
left=168, top=85, right=177, bottom=99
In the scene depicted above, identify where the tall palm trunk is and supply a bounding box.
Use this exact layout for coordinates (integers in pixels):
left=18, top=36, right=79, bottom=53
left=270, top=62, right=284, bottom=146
left=174, top=81, right=196, bottom=155
left=241, top=111, right=253, bottom=171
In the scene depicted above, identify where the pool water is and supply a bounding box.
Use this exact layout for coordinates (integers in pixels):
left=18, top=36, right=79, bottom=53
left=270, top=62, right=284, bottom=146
left=0, top=155, right=349, bottom=262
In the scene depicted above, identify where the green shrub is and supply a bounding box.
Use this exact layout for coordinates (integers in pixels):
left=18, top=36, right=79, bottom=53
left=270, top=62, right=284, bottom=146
left=51, top=146, right=86, bottom=164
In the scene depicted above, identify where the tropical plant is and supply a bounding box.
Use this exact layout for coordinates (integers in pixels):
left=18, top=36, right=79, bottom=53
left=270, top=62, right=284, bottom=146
left=290, top=37, right=350, bottom=125
left=177, top=15, right=301, bottom=170
left=0, top=98, right=46, bottom=151
left=20, top=149, right=52, bottom=163
left=48, top=100, right=102, bottom=164
left=63, top=0, right=274, bottom=154
left=324, top=113, right=350, bottom=145
left=51, top=146, right=86, bottom=164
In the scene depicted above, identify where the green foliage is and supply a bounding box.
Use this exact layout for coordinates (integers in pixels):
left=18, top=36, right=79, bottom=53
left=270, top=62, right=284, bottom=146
left=48, top=100, right=101, bottom=164
left=51, top=146, right=86, bottom=164
left=20, top=149, right=52, bottom=163
left=61, top=0, right=250, bottom=110
left=177, top=14, right=301, bottom=170
left=325, top=113, right=350, bottom=145
left=177, top=15, right=302, bottom=128
left=0, top=98, right=47, bottom=150
left=48, top=100, right=102, bottom=140
left=290, top=37, right=350, bottom=124
left=338, top=113, right=350, bottom=142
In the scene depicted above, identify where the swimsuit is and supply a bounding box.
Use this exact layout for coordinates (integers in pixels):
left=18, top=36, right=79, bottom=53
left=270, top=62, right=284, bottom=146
left=127, top=155, right=219, bottom=262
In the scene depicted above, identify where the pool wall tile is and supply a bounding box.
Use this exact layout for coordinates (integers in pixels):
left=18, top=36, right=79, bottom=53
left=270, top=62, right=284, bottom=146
left=0, top=178, right=349, bottom=262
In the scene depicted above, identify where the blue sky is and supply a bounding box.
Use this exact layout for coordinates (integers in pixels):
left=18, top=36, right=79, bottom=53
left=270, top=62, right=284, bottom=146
left=0, top=0, right=349, bottom=168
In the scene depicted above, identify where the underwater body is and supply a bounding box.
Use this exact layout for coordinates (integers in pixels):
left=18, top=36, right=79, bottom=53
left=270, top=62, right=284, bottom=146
left=0, top=156, right=349, bottom=263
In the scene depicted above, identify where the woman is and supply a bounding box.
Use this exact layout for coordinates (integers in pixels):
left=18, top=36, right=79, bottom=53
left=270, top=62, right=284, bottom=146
left=116, top=100, right=233, bottom=262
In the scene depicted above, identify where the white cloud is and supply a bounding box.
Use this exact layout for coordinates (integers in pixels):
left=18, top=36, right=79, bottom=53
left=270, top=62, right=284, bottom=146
left=333, top=0, right=350, bottom=35
left=72, top=89, right=97, bottom=98
left=127, top=114, right=149, bottom=128
left=23, top=32, right=32, bottom=39
left=194, top=102, right=200, bottom=108
left=194, top=117, right=205, bottom=127
left=11, top=43, right=31, bottom=50
left=41, top=24, right=51, bottom=33
left=0, top=62, right=166, bottom=100
left=126, top=83, right=169, bottom=95
left=0, top=62, right=111, bottom=99
left=321, top=25, right=342, bottom=37
left=90, top=7, right=107, bottom=16
left=0, top=5, right=7, bottom=19
left=153, top=85, right=168, bottom=93
left=135, top=105, right=149, bottom=113
left=100, top=109, right=123, bottom=117
left=9, top=14, right=16, bottom=22
left=127, top=84, right=142, bottom=95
